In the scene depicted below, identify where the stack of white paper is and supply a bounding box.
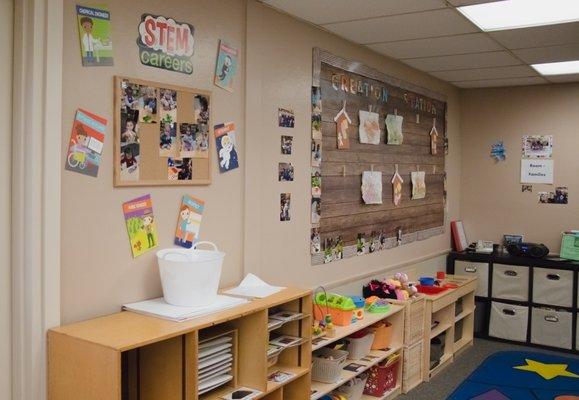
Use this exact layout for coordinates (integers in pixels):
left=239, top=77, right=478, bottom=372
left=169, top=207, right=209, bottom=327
left=198, top=335, right=234, bottom=394
left=122, top=295, right=248, bottom=322
left=224, top=274, right=285, bottom=298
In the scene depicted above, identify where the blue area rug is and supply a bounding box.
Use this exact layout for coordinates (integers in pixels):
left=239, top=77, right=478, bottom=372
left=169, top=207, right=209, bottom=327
left=448, top=351, right=579, bottom=400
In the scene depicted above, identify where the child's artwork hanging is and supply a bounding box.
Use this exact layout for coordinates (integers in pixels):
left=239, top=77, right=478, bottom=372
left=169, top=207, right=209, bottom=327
left=214, top=40, right=238, bottom=92
left=385, top=114, right=403, bottom=145
left=334, top=101, right=351, bottom=149
left=359, top=110, right=380, bottom=145
left=114, top=76, right=212, bottom=186
left=391, top=167, right=403, bottom=206
left=490, top=140, right=506, bottom=162
left=411, top=171, right=426, bottom=200
left=361, top=171, right=383, bottom=204
left=214, top=122, right=239, bottom=173
left=76, top=5, right=113, bottom=67
left=123, top=194, right=158, bottom=258
left=174, top=195, right=205, bottom=248
left=430, top=119, right=439, bottom=155
left=65, top=108, right=107, bottom=177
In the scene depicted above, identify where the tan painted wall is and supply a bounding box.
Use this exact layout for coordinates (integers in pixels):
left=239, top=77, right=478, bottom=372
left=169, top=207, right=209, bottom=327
left=460, top=84, right=579, bottom=252
left=61, top=0, right=245, bottom=323
left=243, top=2, right=461, bottom=288
left=61, top=0, right=460, bottom=323
left=1, top=0, right=12, bottom=397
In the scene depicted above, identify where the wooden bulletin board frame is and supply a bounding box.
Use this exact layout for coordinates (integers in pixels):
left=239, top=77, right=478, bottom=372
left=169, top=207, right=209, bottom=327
left=311, top=48, right=448, bottom=265
left=114, top=76, right=212, bottom=187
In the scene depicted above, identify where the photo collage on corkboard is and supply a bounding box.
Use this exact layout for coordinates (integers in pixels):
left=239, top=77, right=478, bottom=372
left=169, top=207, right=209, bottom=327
left=115, top=76, right=211, bottom=186
left=310, top=49, right=447, bottom=265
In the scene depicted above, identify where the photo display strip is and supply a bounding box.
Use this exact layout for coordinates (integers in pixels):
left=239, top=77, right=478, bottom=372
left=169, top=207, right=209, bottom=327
left=310, top=48, right=447, bottom=266
left=114, top=76, right=211, bottom=186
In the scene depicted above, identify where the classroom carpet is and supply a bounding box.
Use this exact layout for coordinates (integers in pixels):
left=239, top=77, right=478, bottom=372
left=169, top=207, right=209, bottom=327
left=399, top=339, right=579, bottom=400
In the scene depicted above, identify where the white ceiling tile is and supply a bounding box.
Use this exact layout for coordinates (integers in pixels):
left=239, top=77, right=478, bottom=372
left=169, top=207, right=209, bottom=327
left=513, top=44, right=579, bottom=64
left=454, top=76, right=549, bottom=88
left=402, top=51, right=521, bottom=72
left=545, top=73, right=579, bottom=83
left=490, top=22, right=579, bottom=50
left=431, top=65, right=538, bottom=82
left=322, top=9, right=478, bottom=44
left=367, top=33, right=501, bottom=59
left=447, top=0, right=503, bottom=5
left=262, top=0, right=447, bottom=25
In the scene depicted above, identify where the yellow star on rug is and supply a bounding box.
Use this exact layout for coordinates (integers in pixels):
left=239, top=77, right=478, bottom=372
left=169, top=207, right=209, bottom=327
left=514, top=359, right=579, bottom=380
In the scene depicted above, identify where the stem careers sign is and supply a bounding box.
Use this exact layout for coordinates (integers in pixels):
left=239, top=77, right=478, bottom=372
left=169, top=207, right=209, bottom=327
left=137, top=14, right=195, bottom=74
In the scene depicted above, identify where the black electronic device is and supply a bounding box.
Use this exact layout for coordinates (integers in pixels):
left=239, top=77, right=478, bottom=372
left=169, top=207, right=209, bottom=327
left=506, top=242, right=549, bottom=258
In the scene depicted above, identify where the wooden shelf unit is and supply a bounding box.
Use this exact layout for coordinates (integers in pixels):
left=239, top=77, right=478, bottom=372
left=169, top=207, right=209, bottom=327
left=310, top=304, right=405, bottom=400
left=421, top=275, right=477, bottom=382
left=48, top=288, right=312, bottom=400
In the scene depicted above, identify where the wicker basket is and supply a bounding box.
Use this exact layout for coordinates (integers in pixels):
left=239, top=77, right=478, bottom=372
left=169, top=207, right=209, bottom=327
left=345, top=332, right=375, bottom=360
left=388, top=295, right=425, bottom=346
left=401, top=340, right=424, bottom=393
left=336, top=373, right=369, bottom=400
left=312, top=348, right=349, bottom=383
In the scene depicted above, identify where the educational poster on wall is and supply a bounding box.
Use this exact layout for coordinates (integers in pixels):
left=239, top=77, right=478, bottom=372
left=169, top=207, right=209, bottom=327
left=123, top=194, right=158, bottom=258
left=522, top=135, right=553, bottom=158
left=137, top=14, right=195, bottom=74
left=214, top=40, right=239, bottom=92
left=65, top=108, right=108, bottom=177
left=214, top=122, right=239, bottom=173
left=521, top=159, right=554, bottom=184
left=76, top=5, right=113, bottom=66
left=174, top=195, right=205, bottom=248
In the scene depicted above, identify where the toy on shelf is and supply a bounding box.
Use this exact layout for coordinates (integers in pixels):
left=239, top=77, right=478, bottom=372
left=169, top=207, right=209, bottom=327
left=363, top=272, right=418, bottom=301
left=314, top=292, right=356, bottom=326
left=365, top=296, right=391, bottom=313
left=350, top=296, right=365, bottom=321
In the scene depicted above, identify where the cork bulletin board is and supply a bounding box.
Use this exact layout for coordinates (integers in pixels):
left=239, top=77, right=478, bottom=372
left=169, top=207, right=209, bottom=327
left=114, top=76, right=212, bottom=186
left=311, top=49, right=447, bottom=265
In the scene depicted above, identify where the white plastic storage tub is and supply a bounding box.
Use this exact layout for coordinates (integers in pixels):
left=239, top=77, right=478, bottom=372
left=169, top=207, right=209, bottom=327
left=346, top=331, right=375, bottom=360
left=157, top=241, right=225, bottom=307
left=455, top=261, right=489, bottom=297
left=489, top=301, right=528, bottom=342
left=531, top=307, right=572, bottom=350
left=533, top=267, right=573, bottom=307
left=492, top=264, right=529, bottom=301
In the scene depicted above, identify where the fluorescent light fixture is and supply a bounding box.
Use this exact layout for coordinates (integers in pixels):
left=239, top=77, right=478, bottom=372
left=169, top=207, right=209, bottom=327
left=458, top=0, right=579, bottom=31
left=532, top=60, right=579, bottom=75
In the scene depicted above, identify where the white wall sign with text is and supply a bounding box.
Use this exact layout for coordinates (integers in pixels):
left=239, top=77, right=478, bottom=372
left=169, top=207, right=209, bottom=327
left=521, top=159, right=554, bottom=184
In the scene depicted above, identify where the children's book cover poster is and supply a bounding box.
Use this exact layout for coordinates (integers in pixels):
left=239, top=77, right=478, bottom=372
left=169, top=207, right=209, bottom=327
left=65, top=108, right=107, bottom=177
left=214, top=122, right=239, bottom=173
left=214, top=40, right=239, bottom=92
left=174, top=195, right=205, bottom=248
left=76, top=5, right=113, bottom=66
left=122, top=194, right=158, bottom=258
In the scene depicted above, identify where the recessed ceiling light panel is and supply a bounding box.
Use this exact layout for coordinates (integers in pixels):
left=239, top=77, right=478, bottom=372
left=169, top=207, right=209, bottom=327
left=458, top=0, right=579, bottom=31
left=532, top=60, right=579, bottom=75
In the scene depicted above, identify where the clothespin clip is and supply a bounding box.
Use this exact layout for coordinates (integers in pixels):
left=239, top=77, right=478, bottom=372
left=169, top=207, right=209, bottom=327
left=395, top=163, right=399, bottom=173
left=416, top=164, right=420, bottom=172
left=368, top=104, right=373, bottom=113
left=416, top=113, right=420, bottom=124
left=394, top=108, right=398, bottom=116
left=342, top=165, right=346, bottom=177
left=433, top=165, right=436, bottom=174
left=433, top=117, right=436, bottom=127
left=370, top=164, right=374, bottom=172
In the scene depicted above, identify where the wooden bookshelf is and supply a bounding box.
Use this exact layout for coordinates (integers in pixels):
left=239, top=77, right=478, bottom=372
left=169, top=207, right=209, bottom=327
left=48, top=287, right=312, bottom=400
left=310, top=303, right=405, bottom=400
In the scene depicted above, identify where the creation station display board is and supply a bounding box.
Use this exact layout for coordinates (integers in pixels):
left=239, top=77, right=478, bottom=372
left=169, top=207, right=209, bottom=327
left=311, top=49, right=447, bottom=265
left=114, top=76, right=212, bottom=186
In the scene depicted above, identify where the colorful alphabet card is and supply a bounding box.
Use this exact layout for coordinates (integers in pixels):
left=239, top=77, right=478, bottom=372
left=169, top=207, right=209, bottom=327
left=65, top=108, right=108, bottom=177
left=123, top=194, right=158, bottom=258
left=214, top=122, right=239, bottom=173
left=76, top=5, right=113, bottom=66
left=214, top=40, right=239, bottom=92
left=174, top=195, right=205, bottom=248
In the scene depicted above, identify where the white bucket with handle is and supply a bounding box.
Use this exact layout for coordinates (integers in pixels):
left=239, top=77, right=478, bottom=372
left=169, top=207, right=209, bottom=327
left=157, top=241, right=225, bottom=307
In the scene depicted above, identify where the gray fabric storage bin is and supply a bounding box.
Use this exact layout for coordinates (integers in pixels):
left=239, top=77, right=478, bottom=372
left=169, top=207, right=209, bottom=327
left=455, top=261, right=489, bottom=297
left=489, top=301, right=528, bottom=342
left=533, top=267, right=573, bottom=307
left=531, top=307, right=572, bottom=349
left=492, top=264, right=529, bottom=301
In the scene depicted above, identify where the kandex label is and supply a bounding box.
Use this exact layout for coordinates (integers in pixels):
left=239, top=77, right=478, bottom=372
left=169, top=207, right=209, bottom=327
left=137, top=14, right=194, bottom=74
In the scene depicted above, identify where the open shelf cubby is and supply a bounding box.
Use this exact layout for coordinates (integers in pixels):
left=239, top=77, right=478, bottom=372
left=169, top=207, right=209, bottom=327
left=48, top=288, right=312, bottom=400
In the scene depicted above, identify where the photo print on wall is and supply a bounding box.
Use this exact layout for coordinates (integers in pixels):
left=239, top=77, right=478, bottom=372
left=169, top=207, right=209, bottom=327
left=312, top=87, right=322, bottom=140
left=138, top=86, right=158, bottom=123
left=159, top=121, right=177, bottom=156
left=159, top=88, right=177, bottom=123
left=65, top=109, right=107, bottom=177
left=311, top=140, right=322, bottom=167
left=538, top=186, right=568, bottom=204
left=281, top=136, right=293, bottom=155
left=168, top=158, right=192, bottom=181
left=214, top=122, right=239, bottom=173
left=278, top=163, right=294, bottom=182
left=76, top=5, right=113, bottom=66
left=280, top=193, right=291, bottom=222
left=174, top=195, right=205, bottom=248
left=278, top=108, right=295, bottom=128
left=522, top=135, right=553, bottom=158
